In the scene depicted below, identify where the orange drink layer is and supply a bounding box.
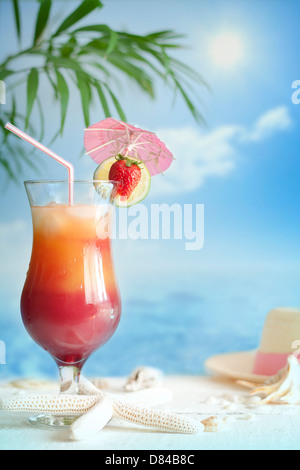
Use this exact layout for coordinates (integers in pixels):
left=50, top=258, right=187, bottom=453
left=21, top=204, right=121, bottom=367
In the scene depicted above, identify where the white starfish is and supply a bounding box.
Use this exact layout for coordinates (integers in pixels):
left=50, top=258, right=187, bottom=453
left=0, top=376, right=204, bottom=440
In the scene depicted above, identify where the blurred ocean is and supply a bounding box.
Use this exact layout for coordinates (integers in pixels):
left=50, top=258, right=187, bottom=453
left=1, top=267, right=300, bottom=381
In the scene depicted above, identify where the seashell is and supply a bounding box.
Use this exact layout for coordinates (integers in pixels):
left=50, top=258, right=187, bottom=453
left=236, top=380, right=260, bottom=389
left=201, top=416, right=222, bottom=432
left=91, top=378, right=110, bottom=390
left=124, top=366, right=163, bottom=392
left=6, top=378, right=57, bottom=391
left=251, top=355, right=300, bottom=404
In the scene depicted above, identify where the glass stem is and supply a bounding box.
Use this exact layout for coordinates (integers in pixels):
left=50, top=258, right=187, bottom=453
left=59, top=366, right=81, bottom=394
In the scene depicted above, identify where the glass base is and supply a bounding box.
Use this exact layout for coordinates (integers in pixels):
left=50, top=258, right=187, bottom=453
left=28, top=413, right=79, bottom=429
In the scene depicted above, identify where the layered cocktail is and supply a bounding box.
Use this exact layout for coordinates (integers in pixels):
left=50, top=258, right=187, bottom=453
left=5, top=117, right=169, bottom=429
left=21, top=181, right=121, bottom=426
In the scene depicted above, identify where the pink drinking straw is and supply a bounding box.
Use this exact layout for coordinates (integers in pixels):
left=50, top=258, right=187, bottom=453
left=4, top=122, right=74, bottom=204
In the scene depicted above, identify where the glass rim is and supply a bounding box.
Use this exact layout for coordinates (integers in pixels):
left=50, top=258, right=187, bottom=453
left=24, top=179, right=119, bottom=185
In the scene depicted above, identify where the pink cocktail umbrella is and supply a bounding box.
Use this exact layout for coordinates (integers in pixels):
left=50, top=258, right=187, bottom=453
left=84, top=118, right=174, bottom=176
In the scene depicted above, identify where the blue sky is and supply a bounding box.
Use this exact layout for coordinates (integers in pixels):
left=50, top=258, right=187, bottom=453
left=1, top=0, right=298, bottom=267
left=0, top=0, right=300, bottom=377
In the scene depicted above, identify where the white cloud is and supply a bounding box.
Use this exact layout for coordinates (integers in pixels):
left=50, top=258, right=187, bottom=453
left=152, top=125, right=240, bottom=195
left=242, top=106, right=293, bottom=142
left=152, top=106, right=292, bottom=196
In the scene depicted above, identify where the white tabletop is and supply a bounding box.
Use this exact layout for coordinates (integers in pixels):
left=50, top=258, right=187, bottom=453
left=0, top=375, right=298, bottom=450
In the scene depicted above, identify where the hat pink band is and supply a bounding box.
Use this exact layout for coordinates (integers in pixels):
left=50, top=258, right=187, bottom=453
left=253, top=352, right=290, bottom=376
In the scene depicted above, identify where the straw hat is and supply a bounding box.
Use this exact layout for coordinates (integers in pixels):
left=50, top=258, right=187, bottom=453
left=205, top=307, right=300, bottom=383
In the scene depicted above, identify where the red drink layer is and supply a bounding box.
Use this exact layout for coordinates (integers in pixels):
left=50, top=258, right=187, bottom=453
left=21, top=204, right=121, bottom=366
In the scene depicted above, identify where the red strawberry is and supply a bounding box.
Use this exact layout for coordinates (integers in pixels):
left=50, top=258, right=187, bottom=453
left=109, top=155, right=142, bottom=198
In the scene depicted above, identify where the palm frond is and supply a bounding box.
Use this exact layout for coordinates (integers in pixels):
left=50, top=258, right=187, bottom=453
left=33, top=0, right=52, bottom=45
left=0, top=0, right=208, bottom=183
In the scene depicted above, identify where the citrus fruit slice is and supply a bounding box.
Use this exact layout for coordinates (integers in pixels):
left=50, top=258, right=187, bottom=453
left=94, top=156, right=151, bottom=207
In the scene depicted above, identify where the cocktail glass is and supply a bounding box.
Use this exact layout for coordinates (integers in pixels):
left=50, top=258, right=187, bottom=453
left=21, top=180, right=121, bottom=428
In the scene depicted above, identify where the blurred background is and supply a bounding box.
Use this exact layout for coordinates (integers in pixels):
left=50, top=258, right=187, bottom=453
left=0, top=0, right=300, bottom=381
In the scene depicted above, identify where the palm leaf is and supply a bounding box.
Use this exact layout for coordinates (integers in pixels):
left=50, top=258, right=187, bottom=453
left=105, top=28, right=118, bottom=56
left=25, top=68, right=39, bottom=129
left=60, top=36, right=77, bottom=58
left=55, top=69, right=69, bottom=133
left=74, top=23, right=118, bottom=56
left=94, top=81, right=111, bottom=118
left=146, top=30, right=185, bottom=41
left=36, top=96, right=45, bottom=141
left=103, top=85, right=127, bottom=122
left=170, top=58, right=210, bottom=90
left=75, top=71, right=91, bottom=127
left=31, top=51, right=89, bottom=74
left=1, top=2, right=208, bottom=184
left=106, top=53, right=155, bottom=97
left=44, top=68, right=58, bottom=98
left=11, top=95, right=16, bottom=123
left=33, top=0, right=52, bottom=44
left=172, top=76, right=205, bottom=125
left=11, top=0, right=21, bottom=42
left=73, top=24, right=111, bottom=34
left=79, top=38, right=111, bottom=56
left=0, top=69, right=14, bottom=81
left=53, top=0, right=103, bottom=37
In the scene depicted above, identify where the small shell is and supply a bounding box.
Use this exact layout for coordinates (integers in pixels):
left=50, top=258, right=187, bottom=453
left=91, top=378, right=110, bottom=390
left=124, top=366, right=163, bottom=392
left=6, top=379, right=57, bottom=391
left=201, top=416, right=222, bottom=433
left=251, top=355, right=300, bottom=404
left=236, top=380, right=261, bottom=389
